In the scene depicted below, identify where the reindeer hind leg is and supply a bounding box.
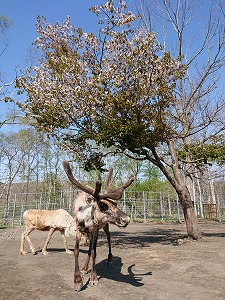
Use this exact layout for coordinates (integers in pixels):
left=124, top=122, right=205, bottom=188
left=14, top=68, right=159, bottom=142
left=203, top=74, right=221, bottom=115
left=21, top=227, right=36, bottom=255
left=60, top=229, right=72, bottom=254
left=20, top=228, right=27, bottom=255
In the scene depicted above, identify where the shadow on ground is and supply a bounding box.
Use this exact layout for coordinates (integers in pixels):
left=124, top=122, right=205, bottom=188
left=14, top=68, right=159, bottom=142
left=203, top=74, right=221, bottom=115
left=98, top=226, right=184, bottom=248
left=96, top=256, right=152, bottom=287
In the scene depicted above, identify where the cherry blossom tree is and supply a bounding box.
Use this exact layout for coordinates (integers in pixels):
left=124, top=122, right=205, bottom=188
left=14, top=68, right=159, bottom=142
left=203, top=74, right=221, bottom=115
left=17, top=0, right=205, bottom=239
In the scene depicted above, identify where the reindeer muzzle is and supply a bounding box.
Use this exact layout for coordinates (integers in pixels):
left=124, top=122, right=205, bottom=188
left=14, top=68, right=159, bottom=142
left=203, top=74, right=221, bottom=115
left=117, top=216, right=130, bottom=228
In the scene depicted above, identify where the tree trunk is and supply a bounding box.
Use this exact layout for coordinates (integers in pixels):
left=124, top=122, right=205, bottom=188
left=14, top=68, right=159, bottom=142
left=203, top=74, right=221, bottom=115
left=149, top=144, right=202, bottom=240
left=177, top=185, right=202, bottom=240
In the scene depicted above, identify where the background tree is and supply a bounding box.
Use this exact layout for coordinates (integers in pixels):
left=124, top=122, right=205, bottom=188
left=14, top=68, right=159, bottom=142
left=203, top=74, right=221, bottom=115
left=0, top=131, right=29, bottom=224
left=137, top=0, right=225, bottom=218
left=16, top=1, right=225, bottom=239
left=0, top=14, right=22, bottom=129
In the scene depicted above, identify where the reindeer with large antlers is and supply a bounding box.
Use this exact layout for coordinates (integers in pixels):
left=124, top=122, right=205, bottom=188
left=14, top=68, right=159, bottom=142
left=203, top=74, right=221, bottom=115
left=63, top=160, right=134, bottom=292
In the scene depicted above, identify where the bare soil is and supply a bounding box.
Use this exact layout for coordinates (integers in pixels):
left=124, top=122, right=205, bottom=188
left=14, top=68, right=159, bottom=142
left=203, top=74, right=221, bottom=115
left=1, top=221, right=225, bottom=300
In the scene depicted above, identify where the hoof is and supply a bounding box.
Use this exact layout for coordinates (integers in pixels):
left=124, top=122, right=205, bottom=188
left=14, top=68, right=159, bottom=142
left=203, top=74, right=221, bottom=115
left=42, top=250, right=48, bottom=255
left=66, top=250, right=73, bottom=254
left=74, top=274, right=84, bottom=292
left=107, top=254, right=113, bottom=265
left=31, top=250, right=37, bottom=255
left=89, top=279, right=99, bottom=287
left=74, top=281, right=83, bottom=292
left=20, top=251, right=26, bottom=255
left=89, top=273, right=99, bottom=287
left=107, top=260, right=113, bottom=266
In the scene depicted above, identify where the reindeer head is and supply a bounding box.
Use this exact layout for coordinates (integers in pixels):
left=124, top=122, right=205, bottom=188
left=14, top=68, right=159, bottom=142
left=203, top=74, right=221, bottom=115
left=63, top=161, right=134, bottom=230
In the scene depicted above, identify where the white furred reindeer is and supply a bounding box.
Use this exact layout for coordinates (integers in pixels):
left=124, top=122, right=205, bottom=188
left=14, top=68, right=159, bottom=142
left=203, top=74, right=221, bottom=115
left=63, top=160, right=134, bottom=292
left=20, top=209, right=76, bottom=255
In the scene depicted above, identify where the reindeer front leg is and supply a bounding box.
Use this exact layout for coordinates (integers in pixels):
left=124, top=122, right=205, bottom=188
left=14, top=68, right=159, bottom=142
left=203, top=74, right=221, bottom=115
left=103, top=223, right=113, bottom=264
left=89, top=231, right=99, bottom=286
left=74, top=232, right=83, bottom=292
left=60, top=229, right=72, bottom=254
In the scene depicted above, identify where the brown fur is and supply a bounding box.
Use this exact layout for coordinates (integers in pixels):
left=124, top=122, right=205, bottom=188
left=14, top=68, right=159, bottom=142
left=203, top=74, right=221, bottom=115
left=63, top=160, right=134, bottom=291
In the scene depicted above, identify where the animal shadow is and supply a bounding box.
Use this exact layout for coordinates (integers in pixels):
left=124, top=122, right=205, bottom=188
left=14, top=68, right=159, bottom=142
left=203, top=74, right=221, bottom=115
left=96, top=256, right=152, bottom=287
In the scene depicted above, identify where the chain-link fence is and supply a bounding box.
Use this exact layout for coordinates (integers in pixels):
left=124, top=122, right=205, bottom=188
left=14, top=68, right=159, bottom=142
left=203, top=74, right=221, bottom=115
left=120, top=191, right=183, bottom=222
left=0, top=190, right=225, bottom=228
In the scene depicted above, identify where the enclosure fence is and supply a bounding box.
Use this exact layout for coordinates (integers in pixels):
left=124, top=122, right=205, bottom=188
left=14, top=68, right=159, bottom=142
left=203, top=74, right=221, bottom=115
left=1, top=190, right=225, bottom=228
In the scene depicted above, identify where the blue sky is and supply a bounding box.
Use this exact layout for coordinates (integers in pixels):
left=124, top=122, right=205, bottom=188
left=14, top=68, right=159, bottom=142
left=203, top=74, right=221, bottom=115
left=1, top=0, right=107, bottom=83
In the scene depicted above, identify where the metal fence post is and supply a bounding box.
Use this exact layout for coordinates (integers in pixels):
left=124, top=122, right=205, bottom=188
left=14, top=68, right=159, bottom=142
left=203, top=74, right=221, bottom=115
left=216, top=194, right=222, bottom=222
left=160, top=192, right=164, bottom=221
left=123, top=190, right=126, bottom=214
left=176, top=194, right=181, bottom=223
left=12, top=193, right=16, bottom=228
left=143, top=191, right=146, bottom=222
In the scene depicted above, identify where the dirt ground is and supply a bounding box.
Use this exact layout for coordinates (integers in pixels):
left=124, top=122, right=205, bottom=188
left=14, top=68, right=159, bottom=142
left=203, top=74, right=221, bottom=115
left=1, top=221, right=225, bottom=300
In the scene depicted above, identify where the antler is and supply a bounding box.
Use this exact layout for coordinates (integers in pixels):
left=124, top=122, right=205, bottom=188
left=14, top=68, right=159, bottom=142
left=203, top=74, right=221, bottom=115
left=100, top=167, right=135, bottom=200
left=63, top=161, right=96, bottom=196
left=99, top=175, right=135, bottom=200
left=63, top=161, right=134, bottom=201
left=94, top=181, right=102, bottom=199
left=105, top=168, right=113, bottom=191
